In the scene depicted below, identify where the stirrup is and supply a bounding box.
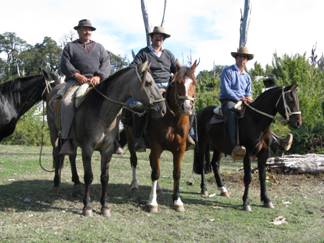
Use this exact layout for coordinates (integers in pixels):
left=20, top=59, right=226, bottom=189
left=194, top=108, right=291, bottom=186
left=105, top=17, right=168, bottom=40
left=231, top=145, right=246, bottom=160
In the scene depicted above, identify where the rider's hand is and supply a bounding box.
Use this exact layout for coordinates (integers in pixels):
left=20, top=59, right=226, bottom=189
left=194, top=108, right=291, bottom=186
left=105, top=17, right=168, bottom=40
left=89, top=76, right=101, bottom=86
left=242, top=96, right=253, bottom=104
left=74, top=73, right=88, bottom=84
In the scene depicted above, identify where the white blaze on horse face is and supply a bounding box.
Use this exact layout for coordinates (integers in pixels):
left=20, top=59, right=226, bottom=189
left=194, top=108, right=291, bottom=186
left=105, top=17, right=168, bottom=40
left=183, top=77, right=194, bottom=114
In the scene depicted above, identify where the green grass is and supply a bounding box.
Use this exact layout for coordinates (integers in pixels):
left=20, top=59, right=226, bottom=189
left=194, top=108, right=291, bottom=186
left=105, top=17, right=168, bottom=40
left=0, top=145, right=323, bottom=242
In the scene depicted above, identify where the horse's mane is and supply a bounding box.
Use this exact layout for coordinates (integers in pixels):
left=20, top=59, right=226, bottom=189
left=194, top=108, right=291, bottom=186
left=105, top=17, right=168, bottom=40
left=91, top=66, right=133, bottom=93
left=252, top=86, right=282, bottom=106
left=0, top=74, right=43, bottom=94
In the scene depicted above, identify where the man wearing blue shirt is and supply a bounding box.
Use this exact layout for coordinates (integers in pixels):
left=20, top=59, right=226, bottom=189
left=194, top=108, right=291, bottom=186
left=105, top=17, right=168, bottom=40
left=220, top=47, right=254, bottom=158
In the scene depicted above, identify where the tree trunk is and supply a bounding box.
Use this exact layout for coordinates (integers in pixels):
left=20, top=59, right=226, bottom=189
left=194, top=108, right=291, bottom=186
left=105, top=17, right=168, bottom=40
left=141, top=0, right=151, bottom=46
left=239, top=0, right=251, bottom=48
left=266, top=154, right=324, bottom=174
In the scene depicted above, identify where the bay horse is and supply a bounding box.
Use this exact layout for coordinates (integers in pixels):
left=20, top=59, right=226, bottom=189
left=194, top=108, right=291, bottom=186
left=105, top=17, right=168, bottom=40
left=46, top=62, right=166, bottom=217
left=0, top=71, right=56, bottom=141
left=125, top=61, right=198, bottom=212
left=193, top=85, right=302, bottom=211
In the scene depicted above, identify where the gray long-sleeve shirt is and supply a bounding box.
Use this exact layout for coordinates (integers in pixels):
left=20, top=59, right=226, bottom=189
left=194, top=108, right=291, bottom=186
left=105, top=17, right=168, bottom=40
left=60, top=40, right=111, bottom=80
left=132, top=47, right=177, bottom=85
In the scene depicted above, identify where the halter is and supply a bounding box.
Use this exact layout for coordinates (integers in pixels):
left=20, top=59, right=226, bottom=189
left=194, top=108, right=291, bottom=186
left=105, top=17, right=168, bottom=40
left=93, top=66, right=165, bottom=116
left=245, top=86, right=301, bottom=121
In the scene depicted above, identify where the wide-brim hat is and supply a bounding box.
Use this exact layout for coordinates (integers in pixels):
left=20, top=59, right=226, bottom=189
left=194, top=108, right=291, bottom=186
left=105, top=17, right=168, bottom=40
left=74, top=19, right=96, bottom=31
left=231, top=46, right=254, bottom=60
left=149, top=26, right=170, bottom=39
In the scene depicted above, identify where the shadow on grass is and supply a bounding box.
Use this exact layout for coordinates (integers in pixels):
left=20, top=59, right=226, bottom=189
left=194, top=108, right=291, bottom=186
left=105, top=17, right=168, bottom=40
left=0, top=179, right=239, bottom=214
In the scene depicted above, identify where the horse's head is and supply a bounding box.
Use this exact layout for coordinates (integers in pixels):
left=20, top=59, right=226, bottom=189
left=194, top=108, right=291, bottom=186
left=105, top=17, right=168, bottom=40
left=166, top=60, right=198, bottom=115
left=132, top=61, right=166, bottom=117
left=276, top=84, right=302, bottom=128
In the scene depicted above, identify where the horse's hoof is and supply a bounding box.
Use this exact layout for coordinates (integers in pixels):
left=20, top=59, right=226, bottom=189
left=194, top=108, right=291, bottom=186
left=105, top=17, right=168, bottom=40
left=264, top=201, right=275, bottom=209
left=101, top=207, right=111, bottom=217
left=174, top=204, right=185, bottom=212
left=220, top=191, right=230, bottom=198
left=201, top=191, right=209, bottom=198
left=82, top=207, right=93, bottom=217
left=147, top=205, right=159, bottom=213
left=243, top=205, right=252, bottom=212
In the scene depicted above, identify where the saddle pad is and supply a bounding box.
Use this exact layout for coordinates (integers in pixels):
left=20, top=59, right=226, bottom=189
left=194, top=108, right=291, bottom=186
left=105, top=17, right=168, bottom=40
left=209, top=114, right=224, bottom=125
left=74, top=83, right=92, bottom=108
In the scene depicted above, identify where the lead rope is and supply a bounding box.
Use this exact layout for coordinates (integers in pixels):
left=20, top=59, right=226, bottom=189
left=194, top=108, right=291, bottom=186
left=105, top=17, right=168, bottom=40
left=39, top=100, right=54, bottom=172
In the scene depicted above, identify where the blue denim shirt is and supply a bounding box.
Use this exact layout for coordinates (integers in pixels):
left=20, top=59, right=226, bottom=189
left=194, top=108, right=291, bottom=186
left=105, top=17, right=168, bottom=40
left=220, top=64, right=252, bottom=101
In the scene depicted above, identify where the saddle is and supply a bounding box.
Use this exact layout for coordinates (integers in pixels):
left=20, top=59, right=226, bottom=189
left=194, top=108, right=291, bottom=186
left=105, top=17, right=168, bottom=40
left=209, top=101, right=245, bottom=125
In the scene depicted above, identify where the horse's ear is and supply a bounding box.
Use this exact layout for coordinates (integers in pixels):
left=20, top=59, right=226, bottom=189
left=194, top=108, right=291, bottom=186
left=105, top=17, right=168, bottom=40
left=140, top=60, right=150, bottom=73
left=176, top=59, right=181, bottom=71
left=191, top=59, right=200, bottom=72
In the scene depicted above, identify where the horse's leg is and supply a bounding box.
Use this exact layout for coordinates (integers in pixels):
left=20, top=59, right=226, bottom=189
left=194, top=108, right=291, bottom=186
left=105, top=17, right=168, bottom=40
left=258, top=149, right=274, bottom=208
left=200, top=144, right=208, bottom=197
left=53, top=146, right=64, bottom=189
left=100, top=150, right=113, bottom=217
left=242, top=154, right=252, bottom=211
left=172, top=148, right=186, bottom=212
left=211, top=151, right=229, bottom=197
left=147, top=145, right=162, bottom=213
left=127, top=129, right=139, bottom=191
left=69, top=150, right=81, bottom=185
left=81, top=148, right=94, bottom=216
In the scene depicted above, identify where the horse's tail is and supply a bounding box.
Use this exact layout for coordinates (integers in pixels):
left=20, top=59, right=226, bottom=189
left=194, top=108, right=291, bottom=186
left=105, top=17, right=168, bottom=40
left=193, top=106, right=215, bottom=174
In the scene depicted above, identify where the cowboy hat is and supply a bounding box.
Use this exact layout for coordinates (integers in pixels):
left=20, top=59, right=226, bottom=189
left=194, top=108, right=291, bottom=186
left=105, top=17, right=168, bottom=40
left=74, top=19, right=96, bottom=31
left=149, top=26, right=170, bottom=39
left=231, top=46, right=254, bottom=60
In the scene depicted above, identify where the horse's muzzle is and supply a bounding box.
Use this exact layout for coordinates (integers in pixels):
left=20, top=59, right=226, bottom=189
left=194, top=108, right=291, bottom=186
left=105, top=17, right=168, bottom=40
left=289, top=114, right=302, bottom=128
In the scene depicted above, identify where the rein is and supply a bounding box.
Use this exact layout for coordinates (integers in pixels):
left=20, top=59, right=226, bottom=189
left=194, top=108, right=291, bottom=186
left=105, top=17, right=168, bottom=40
left=245, top=86, right=301, bottom=121
left=39, top=77, right=55, bottom=173
left=92, top=66, right=165, bottom=117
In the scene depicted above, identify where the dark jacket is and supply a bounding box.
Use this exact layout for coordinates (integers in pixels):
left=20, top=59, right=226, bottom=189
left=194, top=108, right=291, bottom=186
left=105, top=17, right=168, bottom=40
left=60, top=40, right=111, bottom=80
left=132, top=47, right=177, bottom=84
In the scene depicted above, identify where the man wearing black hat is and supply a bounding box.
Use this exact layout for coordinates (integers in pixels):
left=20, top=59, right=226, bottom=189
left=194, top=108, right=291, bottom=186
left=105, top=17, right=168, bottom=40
left=59, top=19, right=111, bottom=155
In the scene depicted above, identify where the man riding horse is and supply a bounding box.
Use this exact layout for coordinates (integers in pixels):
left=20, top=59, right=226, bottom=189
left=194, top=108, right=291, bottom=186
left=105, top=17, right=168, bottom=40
left=59, top=19, right=111, bottom=155
left=131, top=26, right=195, bottom=151
left=220, top=47, right=293, bottom=159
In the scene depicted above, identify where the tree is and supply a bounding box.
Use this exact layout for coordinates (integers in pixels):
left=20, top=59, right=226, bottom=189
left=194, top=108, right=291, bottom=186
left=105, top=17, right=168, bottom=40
left=239, top=0, right=251, bottom=48
left=0, top=32, right=30, bottom=79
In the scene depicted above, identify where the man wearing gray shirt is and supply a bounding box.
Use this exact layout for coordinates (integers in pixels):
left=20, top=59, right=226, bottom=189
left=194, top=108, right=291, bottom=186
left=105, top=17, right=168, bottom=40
left=59, top=19, right=111, bottom=155
left=131, top=26, right=195, bottom=151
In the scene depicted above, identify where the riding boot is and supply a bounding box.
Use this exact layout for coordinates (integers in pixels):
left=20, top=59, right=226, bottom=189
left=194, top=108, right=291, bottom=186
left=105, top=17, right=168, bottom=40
left=227, top=111, right=246, bottom=160
left=133, top=113, right=146, bottom=152
left=59, top=82, right=78, bottom=156
left=187, top=114, right=196, bottom=149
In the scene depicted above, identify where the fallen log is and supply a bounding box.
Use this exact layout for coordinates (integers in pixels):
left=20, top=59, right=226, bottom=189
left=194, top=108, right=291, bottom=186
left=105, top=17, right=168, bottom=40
left=266, top=154, right=324, bottom=174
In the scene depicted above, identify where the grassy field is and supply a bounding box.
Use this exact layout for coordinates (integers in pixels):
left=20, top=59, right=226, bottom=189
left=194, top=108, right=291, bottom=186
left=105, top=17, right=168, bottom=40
left=0, top=144, right=323, bottom=242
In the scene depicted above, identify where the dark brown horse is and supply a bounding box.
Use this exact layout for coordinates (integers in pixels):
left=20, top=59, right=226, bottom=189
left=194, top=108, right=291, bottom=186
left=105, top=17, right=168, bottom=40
left=193, top=85, right=302, bottom=211
left=0, top=71, right=56, bottom=141
left=125, top=61, right=198, bottom=212
left=47, top=62, right=166, bottom=217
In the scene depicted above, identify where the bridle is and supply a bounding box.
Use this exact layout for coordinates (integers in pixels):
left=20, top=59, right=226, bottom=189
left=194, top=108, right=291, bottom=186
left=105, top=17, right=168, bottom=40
left=93, top=66, right=165, bottom=116
left=168, top=78, right=196, bottom=116
left=245, top=86, right=301, bottom=121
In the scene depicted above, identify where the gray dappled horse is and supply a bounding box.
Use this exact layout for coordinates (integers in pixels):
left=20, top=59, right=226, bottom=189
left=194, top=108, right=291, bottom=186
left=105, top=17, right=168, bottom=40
left=0, top=71, right=55, bottom=141
left=46, top=62, right=166, bottom=217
